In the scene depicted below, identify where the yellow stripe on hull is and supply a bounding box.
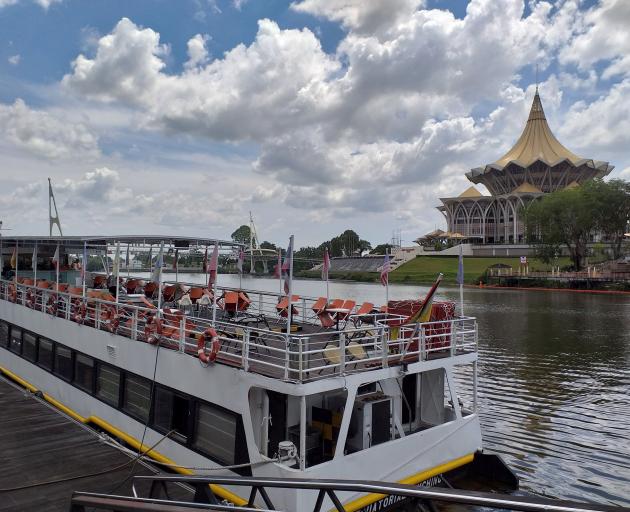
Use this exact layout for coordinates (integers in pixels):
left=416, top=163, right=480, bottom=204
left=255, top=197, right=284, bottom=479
left=341, top=453, right=475, bottom=512
left=0, top=365, right=248, bottom=507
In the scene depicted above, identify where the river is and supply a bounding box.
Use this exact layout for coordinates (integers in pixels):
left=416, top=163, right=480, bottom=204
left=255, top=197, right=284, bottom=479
left=169, top=273, right=630, bottom=506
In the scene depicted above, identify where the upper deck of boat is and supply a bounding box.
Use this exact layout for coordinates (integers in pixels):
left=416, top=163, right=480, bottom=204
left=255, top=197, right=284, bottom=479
left=0, top=235, right=477, bottom=383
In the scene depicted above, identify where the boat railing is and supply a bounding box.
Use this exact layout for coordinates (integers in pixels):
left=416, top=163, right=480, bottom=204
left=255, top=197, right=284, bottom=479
left=0, top=279, right=477, bottom=383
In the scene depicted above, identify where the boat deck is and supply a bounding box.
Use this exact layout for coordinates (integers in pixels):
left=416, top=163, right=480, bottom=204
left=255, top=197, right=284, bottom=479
left=0, top=375, right=191, bottom=512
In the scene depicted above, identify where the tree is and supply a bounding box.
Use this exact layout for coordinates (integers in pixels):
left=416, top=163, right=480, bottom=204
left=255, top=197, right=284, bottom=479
left=584, top=179, right=630, bottom=260
left=260, top=241, right=277, bottom=251
left=524, top=186, right=598, bottom=270
left=327, top=230, right=372, bottom=257
left=370, top=243, right=393, bottom=255
left=231, top=225, right=251, bottom=245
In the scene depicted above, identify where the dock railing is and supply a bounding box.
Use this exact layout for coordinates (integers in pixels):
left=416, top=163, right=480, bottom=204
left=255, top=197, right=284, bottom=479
left=0, top=279, right=477, bottom=383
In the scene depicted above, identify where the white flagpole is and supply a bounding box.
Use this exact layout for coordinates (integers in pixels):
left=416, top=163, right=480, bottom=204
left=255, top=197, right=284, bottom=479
left=156, top=242, right=164, bottom=317
left=385, top=249, right=389, bottom=311
left=55, top=243, right=60, bottom=291
left=126, top=243, right=130, bottom=278
left=285, top=235, right=294, bottom=338
left=212, top=242, right=218, bottom=326
left=175, top=249, right=179, bottom=283
left=15, top=241, right=18, bottom=283
left=82, top=242, right=87, bottom=298
left=33, top=241, right=38, bottom=283
left=114, top=242, right=121, bottom=303
left=459, top=243, right=464, bottom=317
left=278, top=249, right=282, bottom=295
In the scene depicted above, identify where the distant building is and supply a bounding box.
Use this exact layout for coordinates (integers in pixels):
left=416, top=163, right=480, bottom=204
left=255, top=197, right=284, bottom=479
left=437, top=90, right=613, bottom=244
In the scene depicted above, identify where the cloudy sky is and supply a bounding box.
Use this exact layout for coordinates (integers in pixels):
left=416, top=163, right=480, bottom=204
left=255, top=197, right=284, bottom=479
left=0, top=0, right=629, bottom=247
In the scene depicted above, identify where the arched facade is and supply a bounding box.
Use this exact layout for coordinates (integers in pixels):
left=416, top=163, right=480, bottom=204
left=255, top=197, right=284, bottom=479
left=436, top=91, right=612, bottom=245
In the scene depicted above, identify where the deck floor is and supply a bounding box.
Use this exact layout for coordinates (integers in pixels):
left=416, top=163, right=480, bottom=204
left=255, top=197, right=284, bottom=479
left=0, top=376, right=192, bottom=512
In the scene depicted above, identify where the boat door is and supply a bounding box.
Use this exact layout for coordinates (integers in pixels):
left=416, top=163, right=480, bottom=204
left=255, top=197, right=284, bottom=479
left=267, top=390, right=288, bottom=458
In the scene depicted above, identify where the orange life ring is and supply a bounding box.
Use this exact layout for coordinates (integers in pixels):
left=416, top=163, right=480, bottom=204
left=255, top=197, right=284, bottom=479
left=197, top=328, right=220, bottom=364
left=73, top=301, right=87, bottom=324
left=145, top=316, right=163, bottom=345
left=101, top=306, right=120, bottom=333
left=46, top=295, right=58, bottom=315
left=8, top=284, right=17, bottom=303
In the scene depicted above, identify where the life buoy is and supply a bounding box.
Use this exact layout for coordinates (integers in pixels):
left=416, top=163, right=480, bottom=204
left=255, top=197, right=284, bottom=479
left=25, top=289, right=36, bottom=309
left=73, top=301, right=87, bottom=324
left=197, top=328, right=220, bottom=364
left=144, top=316, right=163, bottom=345
left=46, top=295, right=58, bottom=315
left=8, top=284, right=17, bottom=303
left=101, top=306, right=120, bottom=333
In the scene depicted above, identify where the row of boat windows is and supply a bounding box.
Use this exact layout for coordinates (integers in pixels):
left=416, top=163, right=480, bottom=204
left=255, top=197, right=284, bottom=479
left=0, top=320, right=250, bottom=474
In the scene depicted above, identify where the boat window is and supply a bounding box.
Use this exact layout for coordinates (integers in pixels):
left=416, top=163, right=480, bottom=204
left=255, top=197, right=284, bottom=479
left=22, top=331, right=37, bottom=362
left=74, top=354, right=95, bottom=393
left=153, top=386, right=191, bottom=442
left=38, top=338, right=54, bottom=370
left=96, top=364, right=121, bottom=406
left=0, top=321, right=9, bottom=347
left=9, top=326, right=22, bottom=354
left=193, top=402, right=238, bottom=465
left=122, top=374, right=151, bottom=422
left=53, top=345, right=73, bottom=381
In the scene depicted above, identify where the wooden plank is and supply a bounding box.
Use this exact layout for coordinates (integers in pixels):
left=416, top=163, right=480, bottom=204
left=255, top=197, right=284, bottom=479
left=0, top=377, right=191, bottom=512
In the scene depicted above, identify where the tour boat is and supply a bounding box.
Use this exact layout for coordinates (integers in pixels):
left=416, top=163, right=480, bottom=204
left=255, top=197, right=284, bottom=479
left=0, top=235, right=509, bottom=512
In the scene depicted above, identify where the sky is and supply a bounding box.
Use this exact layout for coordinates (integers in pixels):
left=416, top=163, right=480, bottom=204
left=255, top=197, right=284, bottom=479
left=0, top=0, right=629, bottom=248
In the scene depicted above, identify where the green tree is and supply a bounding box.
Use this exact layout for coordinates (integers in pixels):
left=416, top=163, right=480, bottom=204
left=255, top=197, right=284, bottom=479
left=260, top=241, right=277, bottom=251
left=231, top=225, right=251, bottom=245
left=524, top=187, right=598, bottom=270
left=584, top=179, right=630, bottom=260
left=370, top=243, right=393, bottom=255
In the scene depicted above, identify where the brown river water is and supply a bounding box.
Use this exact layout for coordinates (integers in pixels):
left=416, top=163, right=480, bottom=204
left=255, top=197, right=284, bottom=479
left=170, top=273, right=630, bottom=506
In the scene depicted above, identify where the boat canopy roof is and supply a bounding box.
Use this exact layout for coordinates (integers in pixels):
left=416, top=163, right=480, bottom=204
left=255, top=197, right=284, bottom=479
left=0, top=235, right=241, bottom=252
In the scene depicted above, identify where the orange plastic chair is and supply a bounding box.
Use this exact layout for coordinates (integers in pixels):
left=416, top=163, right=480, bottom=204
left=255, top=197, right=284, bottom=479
left=334, top=299, right=356, bottom=325
left=311, top=297, right=328, bottom=315
left=189, top=287, right=205, bottom=303
left=277, top=295, right=300, bottom=318
left=163, top=285, right=178, bottom=302
left=327, top=298, right=343, bottom=310
left=23, top=278, right=34, bottom=286
left=93, top=275, right=107, bottom=289
left=55, top=283, right=69, bottom=292
left=125, top=279, right=141, bottom=294
left=68, top=287, right=83, bottom=296
left=36, top=280, right=51, bottom=289
left=144, top=282, right=157, bottom=298
left=353, top=301, right=375, bottom=326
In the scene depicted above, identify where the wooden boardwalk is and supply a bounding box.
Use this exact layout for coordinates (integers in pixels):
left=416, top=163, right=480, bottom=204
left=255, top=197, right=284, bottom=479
left=0, top=376, right=191, bottom=511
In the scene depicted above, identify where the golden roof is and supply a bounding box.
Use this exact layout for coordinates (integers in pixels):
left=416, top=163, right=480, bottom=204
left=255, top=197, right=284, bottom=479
left=458, top=186, right=483, bottom=198
left=511, top=182, right=543, bottom=194
left=565, top=180, right=580, bottom=189
left=494, top=92, right=582, bottom=168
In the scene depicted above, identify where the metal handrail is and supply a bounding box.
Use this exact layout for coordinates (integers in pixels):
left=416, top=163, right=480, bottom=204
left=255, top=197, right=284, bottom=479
left=130, top=475, right=630, bottom=512
left=0, top=278, right=478, bottom=383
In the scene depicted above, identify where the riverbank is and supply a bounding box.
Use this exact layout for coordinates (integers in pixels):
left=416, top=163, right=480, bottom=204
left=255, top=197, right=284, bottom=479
left=297, top=255, right=571, bottom=285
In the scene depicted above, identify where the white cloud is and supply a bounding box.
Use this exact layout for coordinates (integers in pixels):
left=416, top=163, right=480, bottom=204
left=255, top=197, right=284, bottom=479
left=8, top=54, right=20, bottom=65
left=0, top=0, right=61, bottom=8
left=64, top=17, right=339, bottom=141
left=291, top=0, right=424, bottom=35
left=0, top=99, right=100, bottom=160
left=560, top=0, right=630, bottom=79
left=184, top=34, right=210, bottom=70
left=46, top=1, right=630, bottom=240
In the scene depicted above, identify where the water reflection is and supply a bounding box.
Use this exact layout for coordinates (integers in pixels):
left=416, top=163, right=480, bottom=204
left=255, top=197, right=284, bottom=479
left=171, top=274, right=630, bottom=505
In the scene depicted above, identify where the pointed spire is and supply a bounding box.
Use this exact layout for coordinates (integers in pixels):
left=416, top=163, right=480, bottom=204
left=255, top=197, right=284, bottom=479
left=527, top=90, right=546, bottom=122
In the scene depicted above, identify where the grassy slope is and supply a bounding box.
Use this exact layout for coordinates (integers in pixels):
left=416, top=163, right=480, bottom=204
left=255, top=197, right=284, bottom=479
left=390, top=255, right=571, bottom=284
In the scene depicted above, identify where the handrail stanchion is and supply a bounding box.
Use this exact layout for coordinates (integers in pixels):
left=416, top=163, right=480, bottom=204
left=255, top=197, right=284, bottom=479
left=381, top=326, right=388, bottom=368
left=179, top=317, right=186, bottom=353
left=284, top=336, right=290, bottom=380
left=450, top=321, right=456, bottom=357
left=131, top=309, right=138, bottom=340
left=339, top=332, right=346, bottom=375
left=243, top=329, right=250, bottom=373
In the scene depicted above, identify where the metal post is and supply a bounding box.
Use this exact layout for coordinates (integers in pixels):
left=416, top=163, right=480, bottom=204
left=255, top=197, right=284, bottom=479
left=33, top=241, right=37, bottom=284
left=339, top=332, right=346, bottom=375
left=179, top=316, right=186, bottom=353
left=381, top=326, right=388, bottom=368
left=243, top=329, right=250, bottom=372
left=473, top=360, right=478, bottom=412
left=300, top=395, right=306, bottom=471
